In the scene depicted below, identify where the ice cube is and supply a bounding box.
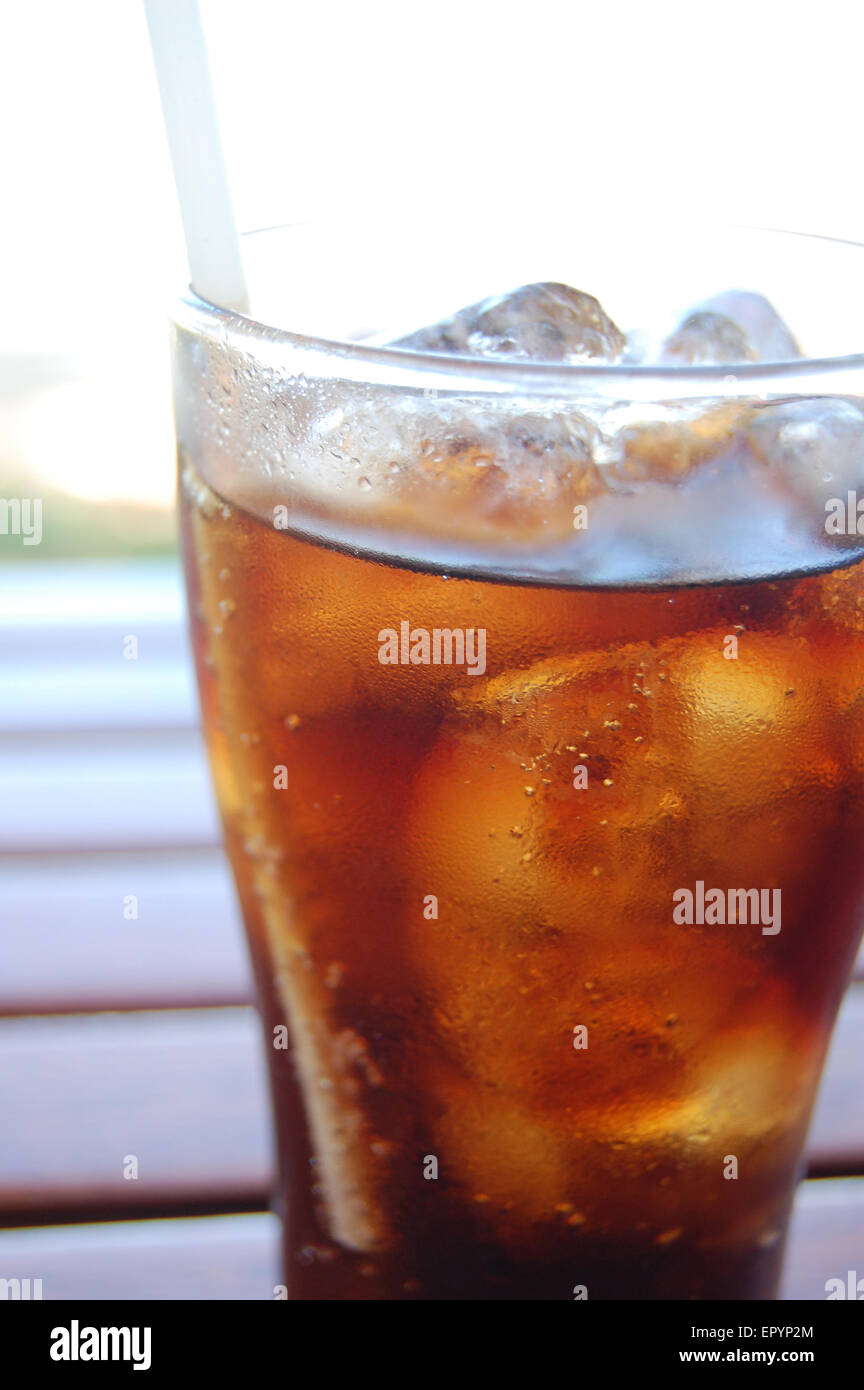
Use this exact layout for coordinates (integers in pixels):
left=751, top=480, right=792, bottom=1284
left=670, top=632, right=843, bottom=886
left=405, top=647, right=696, bottom=1106
left=660, top=310, right=757, bottom=366
left=393, top=282, right=626, bottom=364
left=303, top=390, right=610, bottom=547
left=660, top=291, right=800, bottom=365
left=698, top=290, right=801, bottom=361
left=748, top=397, right=864, bottom=525
left=429, top=1077, right=575, bottom=1231
left=405, top=404, right=606, bottom=533
left=594, top=401, right=746, bottom=487
left=485, top=408, right=605, bottom=516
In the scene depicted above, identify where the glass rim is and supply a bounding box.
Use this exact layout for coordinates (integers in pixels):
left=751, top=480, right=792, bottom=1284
left=172, top=223, right=864, bottom=403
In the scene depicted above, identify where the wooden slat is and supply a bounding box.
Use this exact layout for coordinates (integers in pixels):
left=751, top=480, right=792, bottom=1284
left=807, top=986, right=864, bottom=1175
left=0, top=559, right=186, bottom=664
left=0, top=660, right=197, bottom=734
left=0, top=730, right=219, bottom=853
left=0, top=993, right=861, bottom=1224
left=0, top=851, right=252, bottom=1015
left=0, top=1212, right=280, bottom=1301
left=0, top=1181, right=858, bottom=1300
left=0, top=840, right=860, bottom=1013
left=781, top=1179, right=864, bottom=1299
left=0, top=561, right=215, bottom=852
left=0, top=1008, right=273, bottom=1218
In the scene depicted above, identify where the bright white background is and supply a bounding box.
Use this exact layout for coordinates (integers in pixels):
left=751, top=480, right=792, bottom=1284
left=1, top=0, right=863, bottom=508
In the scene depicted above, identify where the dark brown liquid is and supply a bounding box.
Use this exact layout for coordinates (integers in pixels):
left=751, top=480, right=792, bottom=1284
left=181, top=458, right=864, bottom=1300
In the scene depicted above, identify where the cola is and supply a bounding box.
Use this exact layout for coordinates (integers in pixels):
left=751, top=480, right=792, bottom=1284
left=176, top=275, right=864, bottom=1299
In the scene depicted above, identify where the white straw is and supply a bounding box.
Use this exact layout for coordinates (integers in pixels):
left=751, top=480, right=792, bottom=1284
left=144, top=0, right=248, bottom=313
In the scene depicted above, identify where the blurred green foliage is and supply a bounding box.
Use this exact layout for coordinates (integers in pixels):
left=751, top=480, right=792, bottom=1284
left=0, top=479, right=176, bottom=560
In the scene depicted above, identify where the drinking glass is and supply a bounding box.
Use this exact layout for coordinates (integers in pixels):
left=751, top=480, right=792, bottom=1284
left=172, top=221, right=864, bottom=1299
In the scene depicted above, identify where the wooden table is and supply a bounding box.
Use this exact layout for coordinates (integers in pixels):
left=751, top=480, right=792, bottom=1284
left=1, top=560, right=862, bottom=1300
